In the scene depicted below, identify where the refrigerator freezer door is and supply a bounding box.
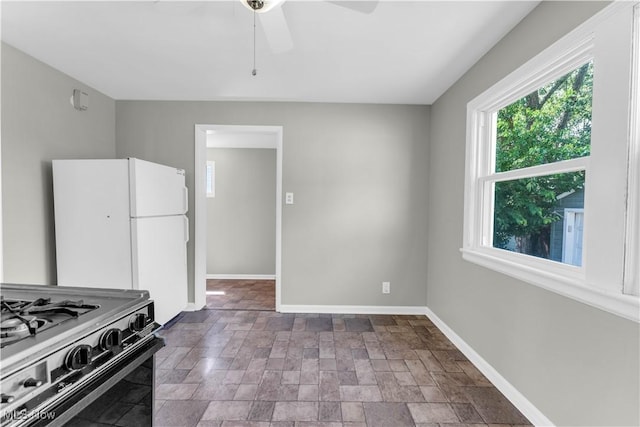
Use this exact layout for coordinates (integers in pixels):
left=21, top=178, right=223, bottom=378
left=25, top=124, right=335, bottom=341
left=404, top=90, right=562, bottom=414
left=129, top=158, right=188, bottom=218
left=53, top=159, right=133, bottom=288
left=131, top=215, right=188, bottom=324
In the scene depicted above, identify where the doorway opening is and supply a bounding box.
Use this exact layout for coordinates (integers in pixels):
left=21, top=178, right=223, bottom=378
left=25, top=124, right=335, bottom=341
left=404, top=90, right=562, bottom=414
left=194, top=125, right=282, bottom=312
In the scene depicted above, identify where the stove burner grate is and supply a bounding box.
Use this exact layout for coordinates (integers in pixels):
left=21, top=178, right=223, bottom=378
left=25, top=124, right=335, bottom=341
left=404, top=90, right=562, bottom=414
left=0, top=296, right=100, bottom=348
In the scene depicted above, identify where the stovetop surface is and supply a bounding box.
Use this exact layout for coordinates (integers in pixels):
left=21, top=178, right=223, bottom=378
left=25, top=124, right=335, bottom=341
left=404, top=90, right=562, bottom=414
left=0, top=283, right=152, bottom=373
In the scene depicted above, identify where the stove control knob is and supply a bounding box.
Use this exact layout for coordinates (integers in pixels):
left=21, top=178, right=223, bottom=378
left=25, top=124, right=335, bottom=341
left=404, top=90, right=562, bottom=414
left=100, top=328, right=123, bottom=351
left=23, top=378, right=42, bottom=388
left=1, top=394, right=15, bottom=404
left=65, top=344, right=93, bottom=370
left=129, top=313, right=147, bottom=332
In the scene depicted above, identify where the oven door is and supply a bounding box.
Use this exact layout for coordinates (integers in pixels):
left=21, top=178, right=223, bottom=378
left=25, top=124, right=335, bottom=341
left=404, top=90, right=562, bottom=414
left=25, top=336, right=164, bottom=427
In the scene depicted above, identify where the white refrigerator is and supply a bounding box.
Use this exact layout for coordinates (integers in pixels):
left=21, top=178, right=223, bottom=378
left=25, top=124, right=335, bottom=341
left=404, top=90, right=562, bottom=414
left=52, top=158, right=189, bottom=325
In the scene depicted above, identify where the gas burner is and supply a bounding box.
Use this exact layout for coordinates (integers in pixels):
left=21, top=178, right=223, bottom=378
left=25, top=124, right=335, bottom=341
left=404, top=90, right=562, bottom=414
left=0, top=296, right=100, bottom=348
left=0, top=316, right=48, bottom=339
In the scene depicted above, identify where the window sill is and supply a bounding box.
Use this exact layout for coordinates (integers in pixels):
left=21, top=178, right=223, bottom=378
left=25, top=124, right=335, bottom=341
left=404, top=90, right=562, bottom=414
left=460, top=247, right=640, bottom=323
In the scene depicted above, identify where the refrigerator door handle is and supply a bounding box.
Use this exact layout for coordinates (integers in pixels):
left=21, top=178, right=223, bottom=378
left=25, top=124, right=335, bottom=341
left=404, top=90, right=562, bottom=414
left=183, top=216, right=189, bottom=267
left=182, top=187, right=188, bottom=214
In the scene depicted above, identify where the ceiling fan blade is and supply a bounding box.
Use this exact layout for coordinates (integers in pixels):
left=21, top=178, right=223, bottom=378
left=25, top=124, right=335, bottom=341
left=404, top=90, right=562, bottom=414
left=258, top=6, right=294, bottom=54
left=326, top=1, right=379, bottom=14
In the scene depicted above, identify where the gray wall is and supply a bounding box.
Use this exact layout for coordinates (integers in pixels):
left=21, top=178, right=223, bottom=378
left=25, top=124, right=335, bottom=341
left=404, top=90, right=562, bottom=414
left=115, top=102, right=430, bottom=306
left=207, top=147, right=276, bottom=275
left=1, top=43, right=116, bottom=284
left=427, top=2, right=639, bottom=426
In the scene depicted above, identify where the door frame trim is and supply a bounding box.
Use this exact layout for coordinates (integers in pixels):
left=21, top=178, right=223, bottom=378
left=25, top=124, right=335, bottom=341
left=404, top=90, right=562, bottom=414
left=194, top=124, right=283, bottom=311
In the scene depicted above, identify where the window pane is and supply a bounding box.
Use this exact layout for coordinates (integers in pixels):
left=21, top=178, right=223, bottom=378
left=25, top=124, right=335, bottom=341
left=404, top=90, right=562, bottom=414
left=206, top=161, right=215, bottom=197
left=493, top=171, right=585, bottom=266
left=496, top=61, right=593, bottom=172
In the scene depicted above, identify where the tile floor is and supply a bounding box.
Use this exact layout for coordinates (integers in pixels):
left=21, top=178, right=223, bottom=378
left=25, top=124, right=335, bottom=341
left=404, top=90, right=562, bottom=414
left=154, top=309, right=532, bottom=427
left=157, top=279, right=530, bottom=426
left=206, top=279, right=275, bottom=311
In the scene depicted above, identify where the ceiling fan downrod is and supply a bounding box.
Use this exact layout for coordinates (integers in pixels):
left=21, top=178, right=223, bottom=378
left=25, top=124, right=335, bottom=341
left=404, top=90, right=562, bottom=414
left=251, top=11, right=257, bottom=76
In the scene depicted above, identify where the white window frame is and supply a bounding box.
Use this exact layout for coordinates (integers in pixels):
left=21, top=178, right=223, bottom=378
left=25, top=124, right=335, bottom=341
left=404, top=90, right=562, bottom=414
left=624, top=4, right=640, bottom=299
left=462, top=2, right=640, bottom=322
left=206, top=160, right=215, bottom=198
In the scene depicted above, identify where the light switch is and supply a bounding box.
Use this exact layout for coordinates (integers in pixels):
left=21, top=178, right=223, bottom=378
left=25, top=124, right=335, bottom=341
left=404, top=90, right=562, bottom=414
left=285, top=192, right=294, bottom=205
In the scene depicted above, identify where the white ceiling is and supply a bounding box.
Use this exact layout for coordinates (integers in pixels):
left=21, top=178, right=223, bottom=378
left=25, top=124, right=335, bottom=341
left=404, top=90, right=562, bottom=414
left=1, top=0, right=539, bottom=105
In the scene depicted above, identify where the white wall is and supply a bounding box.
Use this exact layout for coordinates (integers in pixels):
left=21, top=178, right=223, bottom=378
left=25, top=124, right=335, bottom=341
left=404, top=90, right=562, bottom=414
left=207, top=147, right=276, bottom=275
left=427, top=2, right=639, bottom=425
left=1, top=43, right=116, bottom=284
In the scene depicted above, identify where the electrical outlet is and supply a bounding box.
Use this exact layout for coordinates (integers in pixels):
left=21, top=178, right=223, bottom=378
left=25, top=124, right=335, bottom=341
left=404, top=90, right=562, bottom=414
left=382, top=282, right=391, bottom=294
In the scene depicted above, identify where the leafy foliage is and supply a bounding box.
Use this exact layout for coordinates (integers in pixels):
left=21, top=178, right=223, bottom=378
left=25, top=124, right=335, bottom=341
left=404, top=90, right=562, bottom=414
left=493, top=62, right=592, bottom=257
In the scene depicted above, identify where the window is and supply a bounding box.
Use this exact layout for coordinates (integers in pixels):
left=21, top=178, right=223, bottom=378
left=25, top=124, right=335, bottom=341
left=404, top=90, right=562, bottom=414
left=492, top=62, right=592, bottom=266
left=206, top=161, right=215, bottom=198
left=462, top=3, right=640, bottom=321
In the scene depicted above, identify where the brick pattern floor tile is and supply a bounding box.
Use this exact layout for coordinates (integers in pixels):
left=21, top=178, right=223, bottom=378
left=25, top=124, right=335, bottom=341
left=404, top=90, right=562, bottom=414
left=206, top=279, right=275, bottom=311
left=155, top=306, right=532, bottom=427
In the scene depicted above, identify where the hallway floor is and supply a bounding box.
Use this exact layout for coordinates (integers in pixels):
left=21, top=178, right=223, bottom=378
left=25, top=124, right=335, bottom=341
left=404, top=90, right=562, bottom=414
left=206, top=279, right=275, bottom=311
left=155, top=306, right=531, bottom=426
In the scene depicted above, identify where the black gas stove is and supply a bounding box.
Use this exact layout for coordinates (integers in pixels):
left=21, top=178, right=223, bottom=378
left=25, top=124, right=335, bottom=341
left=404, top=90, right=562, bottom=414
left=0, top=284, right=164, bottom=427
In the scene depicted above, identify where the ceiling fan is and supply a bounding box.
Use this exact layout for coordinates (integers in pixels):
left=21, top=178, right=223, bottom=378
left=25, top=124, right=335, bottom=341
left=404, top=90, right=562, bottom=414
left=241, top=0, right=379, bottom=55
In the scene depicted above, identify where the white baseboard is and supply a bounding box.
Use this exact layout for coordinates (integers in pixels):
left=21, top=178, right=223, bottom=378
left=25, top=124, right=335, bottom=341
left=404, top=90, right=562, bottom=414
left=279, top=304, right=428, bottom=315
left=183, top=303, right=205, bottom=312
left=206, top=274, right=276, bottom=280
left=424, top=307, right=554, bottom=427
